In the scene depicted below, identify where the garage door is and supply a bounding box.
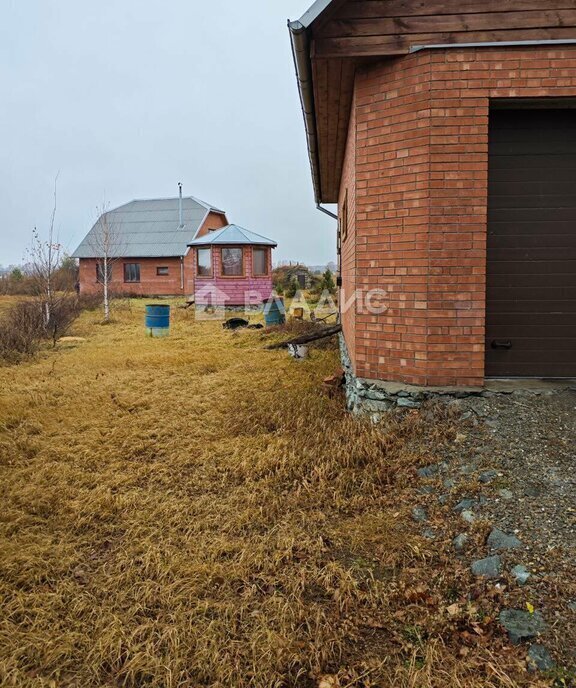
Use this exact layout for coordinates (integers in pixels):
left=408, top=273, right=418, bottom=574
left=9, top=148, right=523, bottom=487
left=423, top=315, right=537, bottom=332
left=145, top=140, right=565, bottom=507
left=486, top=108, right=576, bottom=378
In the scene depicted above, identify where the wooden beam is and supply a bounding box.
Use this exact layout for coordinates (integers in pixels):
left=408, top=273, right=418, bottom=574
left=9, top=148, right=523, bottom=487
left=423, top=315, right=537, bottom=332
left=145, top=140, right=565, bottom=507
left=315, top=27, right=576, bottom=57
left=316, top=32, right=430, bottom=56
left=321, top=9, right=576, bottom=39
left=265, top=325, right=342, bottom=350
left=326, top=58, right=343, bottom=197
left=312, top=57, right=331, bottom=202
left=311, top=54, right=356, bottom=202
left=337, top=0, right=576, bottom=20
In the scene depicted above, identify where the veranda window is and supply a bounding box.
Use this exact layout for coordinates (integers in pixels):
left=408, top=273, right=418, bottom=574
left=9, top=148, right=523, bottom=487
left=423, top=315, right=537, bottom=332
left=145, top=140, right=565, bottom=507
left=253, top=248, right=268, bottom=276
left=197, top=248, right=212, bottom=277
left=221, top=248, right=243, bottom=276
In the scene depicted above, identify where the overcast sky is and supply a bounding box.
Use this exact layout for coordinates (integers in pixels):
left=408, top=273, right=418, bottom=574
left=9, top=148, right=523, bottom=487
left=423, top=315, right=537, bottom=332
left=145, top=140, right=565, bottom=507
left=0, top=0, right=336, bottom=267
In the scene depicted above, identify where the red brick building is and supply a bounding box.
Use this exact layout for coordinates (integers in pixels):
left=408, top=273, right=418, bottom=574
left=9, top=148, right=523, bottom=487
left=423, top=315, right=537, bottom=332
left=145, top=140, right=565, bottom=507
left=73, top=196, right=228, bottom=297
left=289, top=0, right=576, bottom=405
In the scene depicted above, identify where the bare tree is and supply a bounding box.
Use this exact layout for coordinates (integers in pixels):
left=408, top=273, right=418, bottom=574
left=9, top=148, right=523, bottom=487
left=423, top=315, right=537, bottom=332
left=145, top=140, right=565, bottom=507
left=28, top=174, right=62, bottom=327
left=26, top=174, right=80, bottom=346
left=88, top=204, right=124, bottom=321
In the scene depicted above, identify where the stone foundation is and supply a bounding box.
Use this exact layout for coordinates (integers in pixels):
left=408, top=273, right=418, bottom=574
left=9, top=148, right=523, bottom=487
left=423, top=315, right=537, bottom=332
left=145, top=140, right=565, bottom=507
left=339, top=335, right=570, bottom=415
left=340, top=335, right=486, bottom=414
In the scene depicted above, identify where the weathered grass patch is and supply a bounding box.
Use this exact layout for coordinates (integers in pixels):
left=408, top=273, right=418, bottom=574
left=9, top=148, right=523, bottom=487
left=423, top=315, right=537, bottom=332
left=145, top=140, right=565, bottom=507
left=0, top=301, right=538, bottom=687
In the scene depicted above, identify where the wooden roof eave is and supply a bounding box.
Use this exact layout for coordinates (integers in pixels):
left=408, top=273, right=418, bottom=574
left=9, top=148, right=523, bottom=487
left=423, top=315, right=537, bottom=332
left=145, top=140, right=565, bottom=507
left=290, top=0, right=361, bottom=205
left=290, top=0, right=576, bottom=206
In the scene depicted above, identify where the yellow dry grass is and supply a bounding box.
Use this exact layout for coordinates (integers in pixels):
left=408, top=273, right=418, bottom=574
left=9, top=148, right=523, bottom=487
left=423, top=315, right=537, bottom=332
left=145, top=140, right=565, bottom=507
left=0, top=301, right=542, bottom=687
left=0, top=296, right=21, bottom=314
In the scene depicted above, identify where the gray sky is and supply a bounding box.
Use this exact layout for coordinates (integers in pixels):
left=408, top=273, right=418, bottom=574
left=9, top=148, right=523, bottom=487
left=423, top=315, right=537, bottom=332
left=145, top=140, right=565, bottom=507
left=0, top=0, right=336, bottom=267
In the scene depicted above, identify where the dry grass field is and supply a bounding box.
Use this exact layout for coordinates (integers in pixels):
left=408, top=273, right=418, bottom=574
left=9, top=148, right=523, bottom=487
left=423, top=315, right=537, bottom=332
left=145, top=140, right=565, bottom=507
left=0, top=299, right=550, bottom=687
left=0, top=295, right=21, bottom=314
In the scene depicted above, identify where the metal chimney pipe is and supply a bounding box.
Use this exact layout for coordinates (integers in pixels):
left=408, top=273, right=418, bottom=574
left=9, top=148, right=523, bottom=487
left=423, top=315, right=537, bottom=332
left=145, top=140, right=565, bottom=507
left=178, top=182, right=183, bottom=228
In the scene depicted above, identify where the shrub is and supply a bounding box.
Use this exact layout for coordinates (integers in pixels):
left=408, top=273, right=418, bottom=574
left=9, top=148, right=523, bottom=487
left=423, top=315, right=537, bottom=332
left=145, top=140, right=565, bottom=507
left=285, top=277, right=300, bottom=299
left=310, top=269, right=336, bottom=297
left=0, top=301, right=44, bottom=361
left=76, top=293, right=102, bottom=311
left=0, top=295, right=90, bottom=362
left=42, top=296, right=84, bottom=346
left=321, top=268, right=336, bottom=294
left=0, top=271, right=37, bottom=296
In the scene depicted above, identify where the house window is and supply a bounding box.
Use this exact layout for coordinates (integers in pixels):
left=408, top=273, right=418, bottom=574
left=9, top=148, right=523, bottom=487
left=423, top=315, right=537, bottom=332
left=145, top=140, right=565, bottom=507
left=124, top=263, right=140, bottom=283
left=197, top=248, right=212, bottom=277
left=156, top=267, right=169, bottom=276
left=221, top=248, right=243, bottom=276
left=340, top=189, right=348, bottom=242
left=253, top=248, right=268, bottom=276
left=96, top=261, right=112, bottom=284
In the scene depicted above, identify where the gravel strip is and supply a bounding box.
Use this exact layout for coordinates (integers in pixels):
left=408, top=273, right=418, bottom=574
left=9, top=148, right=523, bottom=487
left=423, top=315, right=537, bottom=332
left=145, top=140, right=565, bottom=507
left=414, top=388, right=576, bottom=671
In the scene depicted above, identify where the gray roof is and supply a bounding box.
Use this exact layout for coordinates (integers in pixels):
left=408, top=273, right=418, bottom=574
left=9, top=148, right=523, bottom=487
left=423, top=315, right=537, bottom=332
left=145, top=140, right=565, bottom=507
left=188, top=224, right=277, bottom=247
left=72, top=196, right=226, bottom=259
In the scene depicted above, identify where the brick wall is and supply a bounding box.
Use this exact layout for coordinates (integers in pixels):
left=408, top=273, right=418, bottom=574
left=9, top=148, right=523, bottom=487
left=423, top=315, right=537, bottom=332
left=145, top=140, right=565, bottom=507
left=194, top=246, right=274, bottom=306
left=342, top=45, right=576, bottom=387
left=339, top=92, right=357, bottom=372
left=79, top=256, right=187, bottom=296
left=196, top=211, right=228, bottom=238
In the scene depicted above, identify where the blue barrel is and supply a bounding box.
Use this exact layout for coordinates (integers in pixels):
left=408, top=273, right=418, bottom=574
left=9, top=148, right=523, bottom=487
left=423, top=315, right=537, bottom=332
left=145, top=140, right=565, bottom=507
left=263, top=297, right=286, bottom=327
left=145, top=304, right=170, bottom=337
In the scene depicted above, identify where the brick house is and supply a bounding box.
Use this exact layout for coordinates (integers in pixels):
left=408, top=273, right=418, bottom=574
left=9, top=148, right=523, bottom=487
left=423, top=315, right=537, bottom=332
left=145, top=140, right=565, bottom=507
left=73, top=195, right=228, bottom=296
left=289, top=0, right=576, bottom=402
left=188, top=225, right=277, bottom=306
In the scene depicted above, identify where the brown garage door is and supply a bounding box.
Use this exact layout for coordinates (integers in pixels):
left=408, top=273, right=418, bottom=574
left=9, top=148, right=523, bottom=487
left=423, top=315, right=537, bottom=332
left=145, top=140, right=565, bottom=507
left=486, top=108, right=576, bottom=378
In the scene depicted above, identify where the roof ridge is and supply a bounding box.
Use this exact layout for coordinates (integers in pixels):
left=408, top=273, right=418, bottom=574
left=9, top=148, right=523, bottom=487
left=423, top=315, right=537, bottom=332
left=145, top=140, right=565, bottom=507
left=234, top=225, right=251, bottom=242
left=187, top=222, right=277, bottom=247
left=232, top=224, right=275, bottom=243
left=188, top=195, right=226, bottom=213
left=124, top=195, right=224, bottom=212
